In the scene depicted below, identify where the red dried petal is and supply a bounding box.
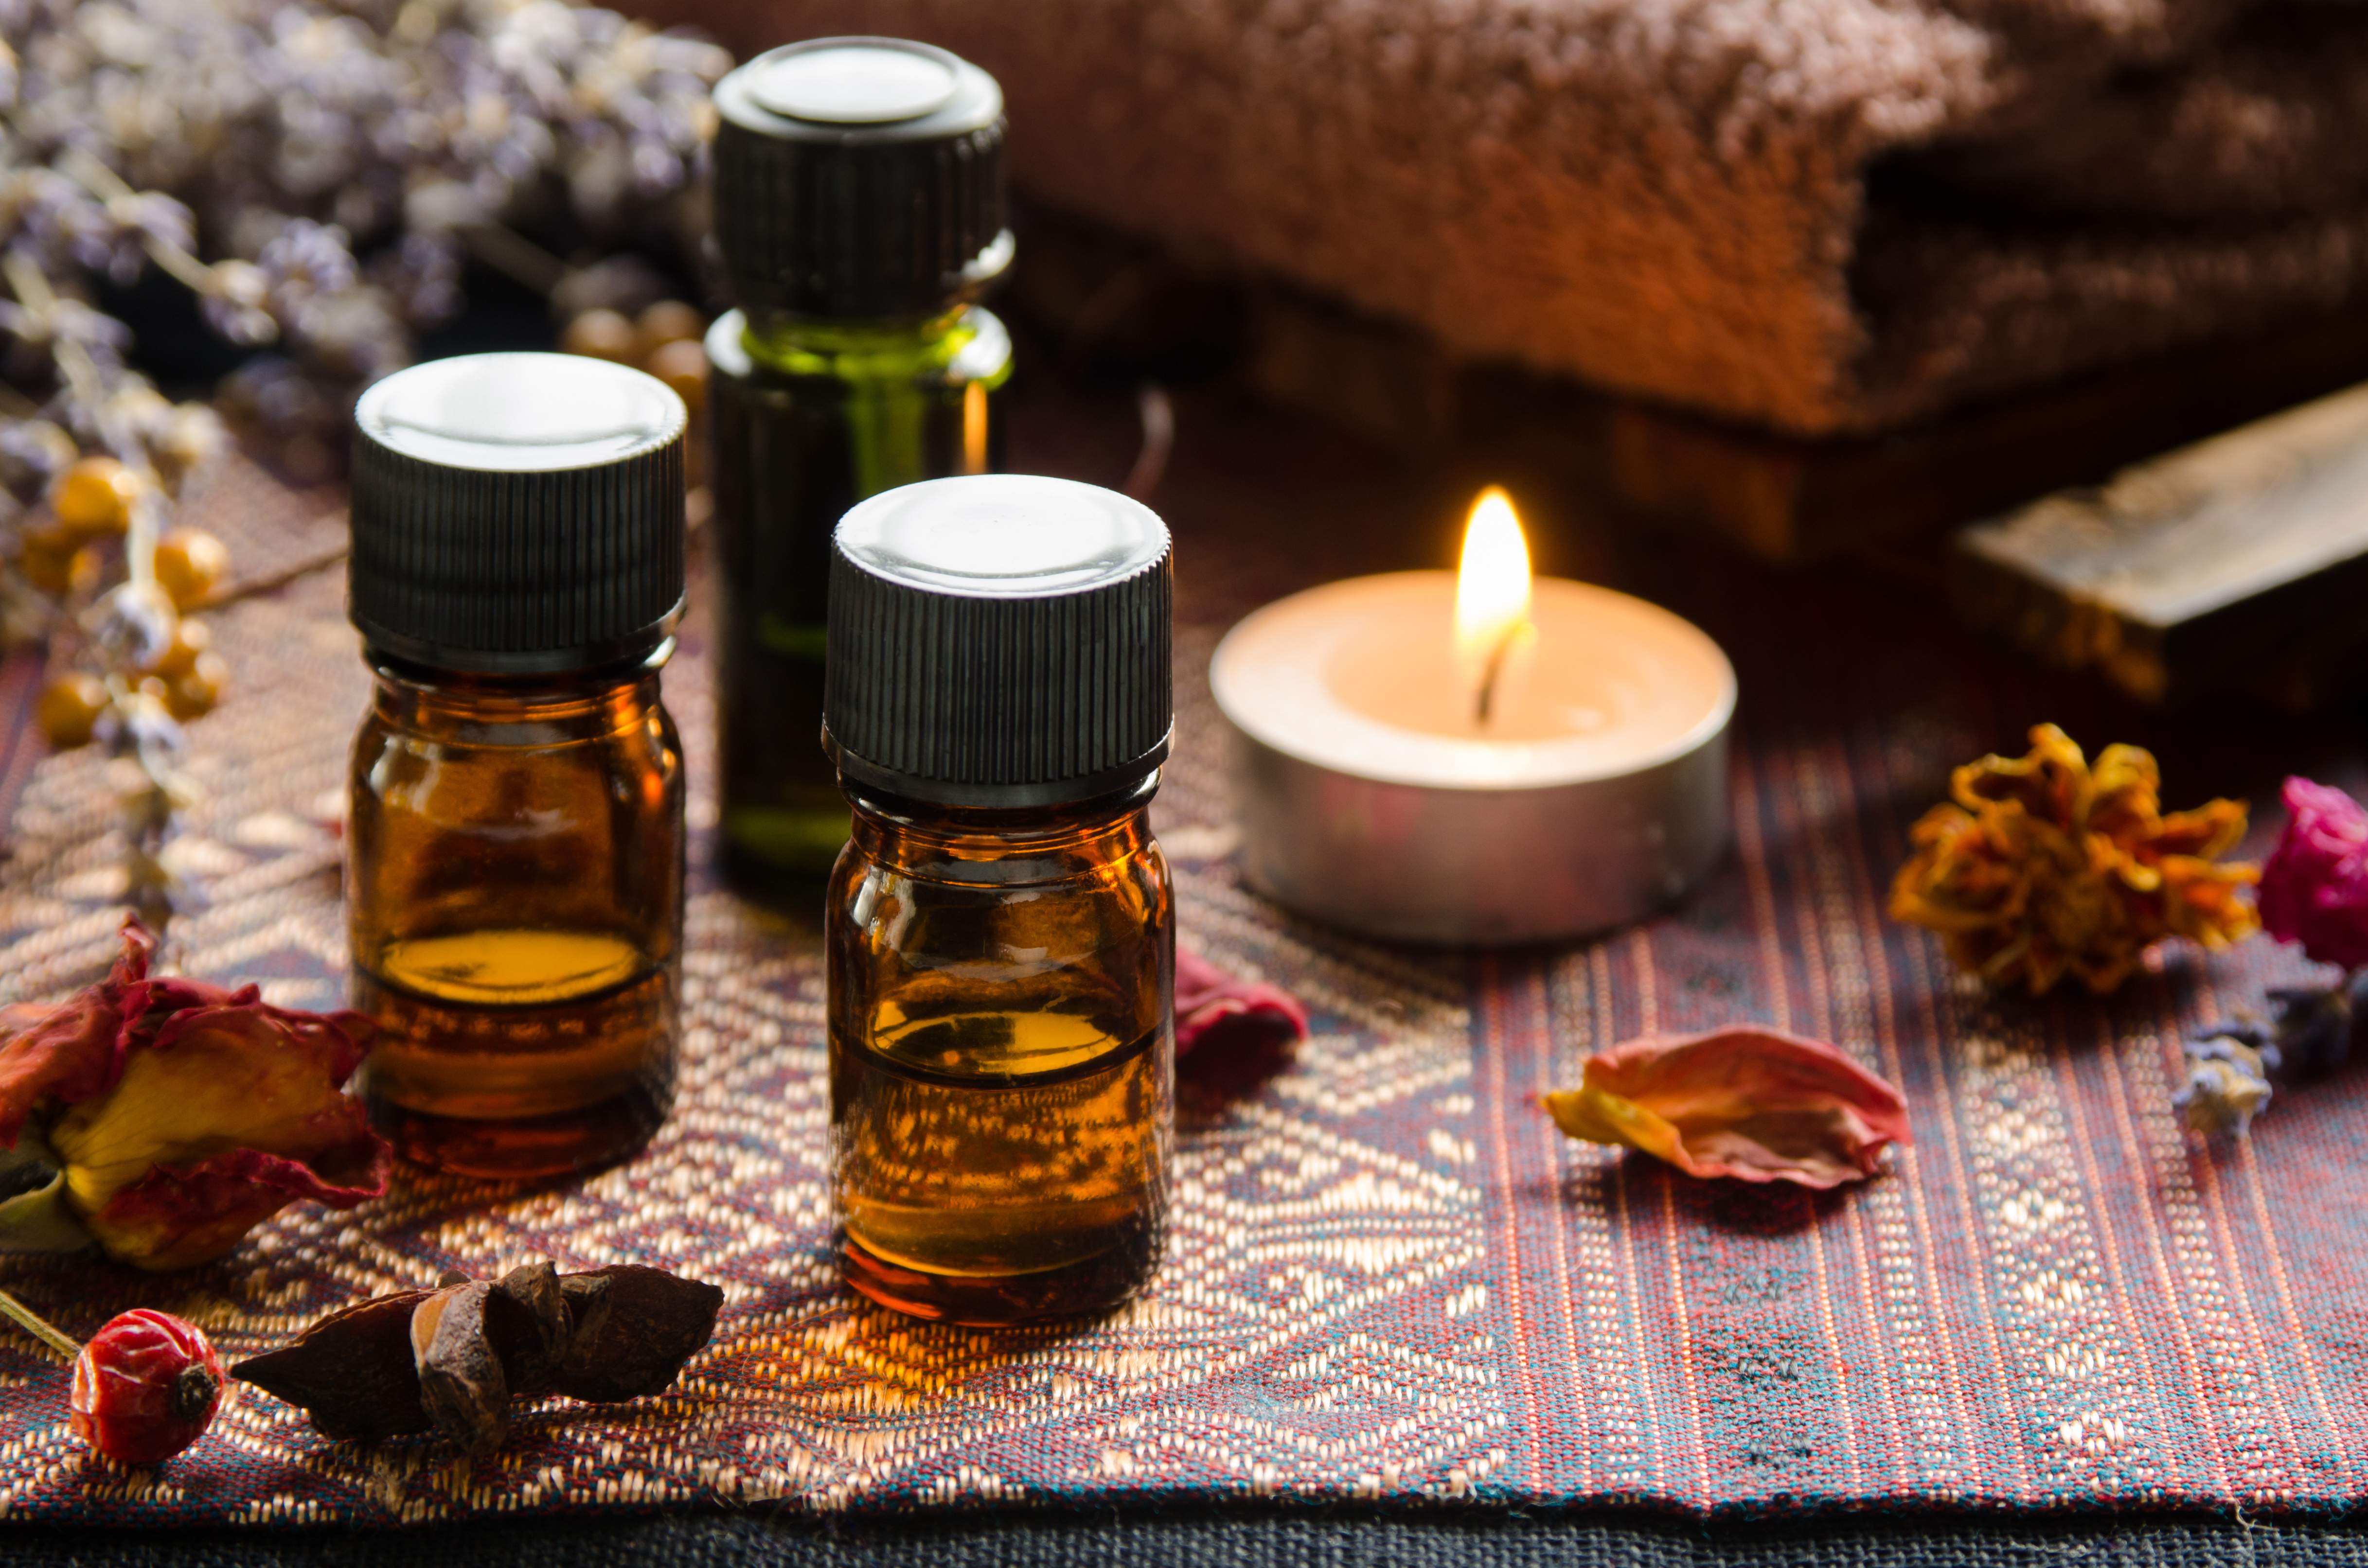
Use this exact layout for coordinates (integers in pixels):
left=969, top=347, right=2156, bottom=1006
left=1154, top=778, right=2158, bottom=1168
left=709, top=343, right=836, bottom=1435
left=0, top=921, right=157, bottom=1145
left=1544, top=1026, right=1911, bottom=1188
left=86, top=1135, right=391, bottom=1273
left=1175, top=949, right=1307, bottom=1058
left=0, top=920, right=366, bottom=1150
left=147, top=994, right=375, bottom=1084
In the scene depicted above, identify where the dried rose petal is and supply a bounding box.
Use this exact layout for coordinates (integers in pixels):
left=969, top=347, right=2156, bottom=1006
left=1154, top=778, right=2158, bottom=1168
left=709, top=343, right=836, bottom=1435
left=2258, top=777, right=2368, bottom=971
left=0, top=919, right=389, bottom=1269
left=1175, top=949, right=1306, bottom=1059
left=1543, top=1027, right=1911, bottom=1188
left=84, top=1142, right=388, bottom=1274
left=0, top=925, right=165, bottom=1144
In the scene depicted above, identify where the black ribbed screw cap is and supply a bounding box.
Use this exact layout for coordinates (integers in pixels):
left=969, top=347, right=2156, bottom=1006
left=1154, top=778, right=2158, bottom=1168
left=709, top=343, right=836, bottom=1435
left=712, top=37, right=1010, bottom=321
left=825, top=476, right=1173, bottom=808
left=349, top=352, right=687, bottom=674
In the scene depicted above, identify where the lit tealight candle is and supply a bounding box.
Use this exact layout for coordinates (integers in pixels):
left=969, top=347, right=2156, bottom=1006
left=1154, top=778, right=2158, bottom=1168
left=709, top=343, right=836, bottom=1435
left=1454, top=486, right=1537, bottom=722
left=1210, top=489, right=1735, bottom=944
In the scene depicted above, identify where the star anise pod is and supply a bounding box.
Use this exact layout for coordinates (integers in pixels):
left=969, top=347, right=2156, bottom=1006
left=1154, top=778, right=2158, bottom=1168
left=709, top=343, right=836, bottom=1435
left=230, top=1260, right=721, bottom=1456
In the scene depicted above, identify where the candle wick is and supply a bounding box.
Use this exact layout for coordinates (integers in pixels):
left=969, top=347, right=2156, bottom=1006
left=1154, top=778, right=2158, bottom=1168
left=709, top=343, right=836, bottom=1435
left=1475, top=625, right=1519, bottom=727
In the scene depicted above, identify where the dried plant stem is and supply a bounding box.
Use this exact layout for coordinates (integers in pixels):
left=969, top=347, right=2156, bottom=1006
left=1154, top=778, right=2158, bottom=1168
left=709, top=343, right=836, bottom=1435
left=190, top=538, right=349, bottom=611
left=456, top=222, right=569, bottom=297
left=0, top=251, right=154, bottom=484
left=56, top=148, right=223, bottom=302
left=0, top=1285, right=80, bottom=1363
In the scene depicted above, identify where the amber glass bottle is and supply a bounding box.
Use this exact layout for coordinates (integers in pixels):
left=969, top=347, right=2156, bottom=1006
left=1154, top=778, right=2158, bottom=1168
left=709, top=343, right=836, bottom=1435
left=344, top=352, right=688, bottom=1180
left=824, top=475, right=1175, bottom=1324
left=708, top=38, right=1015, bottom=896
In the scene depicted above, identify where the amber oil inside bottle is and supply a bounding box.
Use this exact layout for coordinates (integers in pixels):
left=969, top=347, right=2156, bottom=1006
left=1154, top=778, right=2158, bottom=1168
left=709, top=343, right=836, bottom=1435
left=349, top=651, right=685, bottom=1180
left=826, top=776, right=1174, bottom=1325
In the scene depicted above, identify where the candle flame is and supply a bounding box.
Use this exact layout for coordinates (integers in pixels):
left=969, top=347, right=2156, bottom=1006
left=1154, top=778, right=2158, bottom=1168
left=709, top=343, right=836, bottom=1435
left=1454, top=486, right=1533, bottom=723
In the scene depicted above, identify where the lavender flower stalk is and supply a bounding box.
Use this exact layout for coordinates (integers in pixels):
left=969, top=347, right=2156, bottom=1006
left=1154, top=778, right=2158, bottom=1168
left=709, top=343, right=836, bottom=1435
left=2179, top=777, right=2368, bottom=1135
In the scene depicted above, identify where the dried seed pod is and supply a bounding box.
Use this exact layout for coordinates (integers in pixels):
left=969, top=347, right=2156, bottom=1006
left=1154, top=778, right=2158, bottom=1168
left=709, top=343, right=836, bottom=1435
left=145, top=615, right=212, bottom=678
left=548, top=1265, right=722, bottom=1404
left=484, top=1260, right=570, bottom=1395
left=164, top=651, right=229, bottom=721
left=231, top=1262, right=720, bottom=1448
left=229, top=1291, right=433, bottom=1442
left=412, top=1282, right=507, bottom=1456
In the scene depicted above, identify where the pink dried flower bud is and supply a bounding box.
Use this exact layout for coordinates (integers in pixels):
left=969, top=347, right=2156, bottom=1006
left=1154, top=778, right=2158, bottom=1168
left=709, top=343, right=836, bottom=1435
left=2259, top=777, right=2368, bottom=971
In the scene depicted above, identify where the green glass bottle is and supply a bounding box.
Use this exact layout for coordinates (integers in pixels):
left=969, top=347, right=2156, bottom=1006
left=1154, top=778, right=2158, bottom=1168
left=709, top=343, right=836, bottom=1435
left=708, top=38, right=1014, bottom=895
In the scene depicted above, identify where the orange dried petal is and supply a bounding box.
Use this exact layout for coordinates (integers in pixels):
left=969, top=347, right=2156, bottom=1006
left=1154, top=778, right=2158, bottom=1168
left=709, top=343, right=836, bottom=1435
left=1544, top=1027, right=1910, bottom=1188
left=1891, top=724, right=2256, bottom=995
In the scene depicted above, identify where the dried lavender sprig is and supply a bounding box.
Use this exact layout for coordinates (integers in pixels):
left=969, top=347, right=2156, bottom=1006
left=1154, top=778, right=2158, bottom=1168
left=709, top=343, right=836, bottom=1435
left=1, top=0, right=728, bottom=456
left=2178, top=971, right=2364, bottom=1135
left=0, top=0, right=728, bottom=943
left=54, top=150, right=217, bottom=302
left=5, top=250, right=195, bottom=936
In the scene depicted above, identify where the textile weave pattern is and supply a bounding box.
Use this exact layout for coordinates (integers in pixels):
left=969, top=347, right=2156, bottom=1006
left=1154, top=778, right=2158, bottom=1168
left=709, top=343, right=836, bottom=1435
left=0, top=455, right=2360, bottom=1524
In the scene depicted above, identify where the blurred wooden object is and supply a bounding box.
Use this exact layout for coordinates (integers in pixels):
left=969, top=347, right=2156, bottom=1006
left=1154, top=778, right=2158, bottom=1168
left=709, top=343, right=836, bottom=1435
left=1952, top=381, right=2368, bottom=709
left=1244, top=285, right=2368, bottom=563
left=1004, top=205, right=2368, bottom=563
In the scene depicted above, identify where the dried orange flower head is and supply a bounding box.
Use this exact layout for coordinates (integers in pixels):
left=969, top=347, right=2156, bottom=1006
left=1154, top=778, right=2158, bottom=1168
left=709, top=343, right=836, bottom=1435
left=1888, top=723, right=2258, bottom=996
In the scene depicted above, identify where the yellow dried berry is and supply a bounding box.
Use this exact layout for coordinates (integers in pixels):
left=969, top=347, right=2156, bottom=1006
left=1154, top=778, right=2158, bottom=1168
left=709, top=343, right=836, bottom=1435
left=559, top=308, right=637, bottom=363
left=642, top=338, right=707, bottom=418
left=52, top=457, right=142, bottom=540
left=153, top=527, right=230, bottom=609
left=635, top=300, right=705, bottom=360
left=36, top=672, right=109, bottom=750
left=147, top=616, right=212, bottom=679
left=165, top=651, right=229, bottom=721
left=18, top=527, right=96, bottom=597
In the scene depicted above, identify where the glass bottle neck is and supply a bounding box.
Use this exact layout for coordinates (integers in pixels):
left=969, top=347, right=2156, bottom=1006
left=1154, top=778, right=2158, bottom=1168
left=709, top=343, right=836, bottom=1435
left=846, top=775, right=1160, bottom=887
left=367, top=648, right=669, bottom=744
left=740, top=305, right=977, bottom=375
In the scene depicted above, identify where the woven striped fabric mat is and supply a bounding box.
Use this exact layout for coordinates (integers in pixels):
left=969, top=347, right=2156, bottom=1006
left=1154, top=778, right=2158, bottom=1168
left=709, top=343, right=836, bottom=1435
left=0, top=434, right=2363, bottom=1527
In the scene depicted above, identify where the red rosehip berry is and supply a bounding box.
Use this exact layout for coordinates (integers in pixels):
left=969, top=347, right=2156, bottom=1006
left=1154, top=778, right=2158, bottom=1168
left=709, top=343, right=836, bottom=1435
left=69, top=1309, right=228, bottom=1465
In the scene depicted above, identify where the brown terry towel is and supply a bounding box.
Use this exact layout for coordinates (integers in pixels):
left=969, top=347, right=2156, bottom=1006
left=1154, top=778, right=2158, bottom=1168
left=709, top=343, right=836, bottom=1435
left=647, top=0, right=2368, bottom=437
